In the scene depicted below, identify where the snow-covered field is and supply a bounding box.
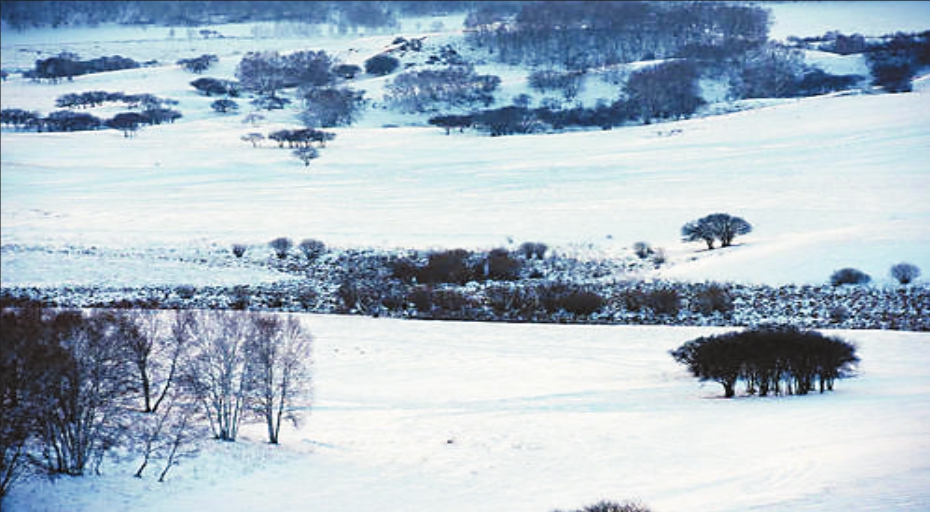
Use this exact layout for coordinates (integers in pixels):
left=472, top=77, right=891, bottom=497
left=2, top=2, right=930, bottom=511
left=2, top=3, right=930, bottom=287
left=6, top=315, right=930, bottom=512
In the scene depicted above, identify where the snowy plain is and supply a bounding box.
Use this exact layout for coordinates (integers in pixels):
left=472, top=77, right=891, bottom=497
left=2, top=2, right=930, bottom=511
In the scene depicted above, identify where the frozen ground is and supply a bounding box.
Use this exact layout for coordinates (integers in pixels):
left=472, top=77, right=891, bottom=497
left=2, top=3, right=930, bottom=511
left=5, top=315, right=930, bottom=512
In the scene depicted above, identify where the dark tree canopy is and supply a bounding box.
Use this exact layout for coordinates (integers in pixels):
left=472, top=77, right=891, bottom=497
left=671, top=325, right=859, bottom=398
left=682, top=213, right=752, bottom=250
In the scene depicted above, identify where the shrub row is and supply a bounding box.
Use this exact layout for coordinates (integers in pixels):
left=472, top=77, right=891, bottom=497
left=3, top=276, right=926, bottom=331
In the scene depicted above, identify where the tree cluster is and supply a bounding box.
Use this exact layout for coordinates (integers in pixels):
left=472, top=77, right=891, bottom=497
left=298, top=86, right=366, bottom=127
left=670, top=325, right=859, bottom=398
left=865, top=31, right=930, bottom=93
left=385, top=65, right=501, bottom=113
left=624, top=60, right=705, bottom=122
left=55, top=90, right=178, bottom=110
left=465, top=1, right=770, bottom=70
left=1, top=1, right=473, bottom=29
left=235, top=50, right=336, bottom=98
left=190, top=77, right=241, bottom=97
left=177, top=54, right=218, bottom=74
left=25, top=53, right=141, bottom=82
left=0, top=307, right=313, bottom=498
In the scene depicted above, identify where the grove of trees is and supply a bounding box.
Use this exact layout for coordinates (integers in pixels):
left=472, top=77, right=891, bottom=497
left=670, top=325, right=859, bottom=398
left=465, top=1, right=771, bottom=70
left=385, top=65, right=501, bottom=113
left=0, top=307, right=313, bottom=497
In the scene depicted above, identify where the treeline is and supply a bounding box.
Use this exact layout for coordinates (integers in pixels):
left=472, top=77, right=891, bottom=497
left=465, top=1, right=770, bottom=70
left=788, top=30, right=930, bottom=93
left=0, top=0, right=475, bottom=29
left=0, top=307, right=313, bottom=498
left=24, top=53, right=143, bottom=82
left=1, top=91, right=180, bottom=135
left=671, top=325, right=859, bottom=398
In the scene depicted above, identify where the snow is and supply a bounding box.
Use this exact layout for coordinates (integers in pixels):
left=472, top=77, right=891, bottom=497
left=766, top=1, right=930, bottom=42
left=6, top=316, right=930, bottom=512
left=2, top=3, right=930, bottom=511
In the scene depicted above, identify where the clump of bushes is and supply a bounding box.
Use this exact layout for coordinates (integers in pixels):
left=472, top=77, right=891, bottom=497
left=622, top=286, right=682, bottom=317
left=670, top=325, right=859, bottom=398
left=553, top=500, right=653, bottom=512
left=830, top=267, right=871, bottom=286
left=269, top=237, right=293, bottom=259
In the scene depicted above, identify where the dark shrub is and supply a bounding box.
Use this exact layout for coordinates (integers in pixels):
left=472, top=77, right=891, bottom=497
left=298, top=239, right=326, bottom=261
left=518, top=241, right=548, bottom=260
left=692, top=283, right=734, bottom=315
left=671, top=325, right=859, bottom=398
left=333, top=64, right=362, bottom=79
left=830, top=267, right=871, bottom=286
left=365, top=54, right=400, bottom=76
left=269, top=237, right=293, bottom=259
left=554, top=500, right=653, bottom=512
left=232, top=243, right=247, bottom=258
left=559, top=290, right=605, bottom=316
left=632, top=242, right=653, bottom=259
left=485, top=248, right=522, bottom=281
left=624, top=287, right=681, bottom=316
left=422, top=249, right=472, bottom=284
left=890, top=262, right=921, bottom=285
left=407, top=286, right=433, bottom=313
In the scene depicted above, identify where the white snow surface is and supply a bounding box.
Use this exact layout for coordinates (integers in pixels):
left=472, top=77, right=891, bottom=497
left=5, top=316, right=930, bottom=512
left=2, top=4, right=930, bottom=511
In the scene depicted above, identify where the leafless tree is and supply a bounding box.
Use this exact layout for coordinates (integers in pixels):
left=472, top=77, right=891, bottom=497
left=246, top=314, right=313, bottom=444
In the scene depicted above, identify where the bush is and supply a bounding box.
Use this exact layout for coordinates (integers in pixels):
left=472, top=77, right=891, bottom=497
left=830, top=267, right=871, bottom=286
left=364, top=54, right=400, bottom=76
left=299, top=239, right=326, bottom=261
left=623, top=287, right=681, bottom=316
left=554, top=500, right=653, bottom=512
left=269, top=237, right=293, bottom=259
left=232, top=243, right=247, bottom=258
left=671, top=325, right=859, bottom=398
left=692, top=283, right=734, bottom=315
left=519, top=241, right=549, bottom=260
left=210, top=98, right=238, bottom=113
left=890, top=262, right=921, bottom=285
left=632, top=242, right=653, bottom=259
left=485, top=248, right=522, bottom=280
left=559, top=290, right=605, bottom=316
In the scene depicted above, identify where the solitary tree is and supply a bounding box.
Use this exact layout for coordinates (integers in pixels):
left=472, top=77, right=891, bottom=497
left=682, top=213, right=752, bottom=249
left=293, top=146, right=319, bottom=167
left=890, top=262, right=921, bottom=285
left=211, top=98, right=239, bottom=114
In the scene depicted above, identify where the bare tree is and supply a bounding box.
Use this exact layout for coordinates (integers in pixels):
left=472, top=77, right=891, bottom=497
left=181, top=311, right=252, bottom=442
left=246, top=314, right=313, bottom=444
left=39, top=310, right=136, bottom=475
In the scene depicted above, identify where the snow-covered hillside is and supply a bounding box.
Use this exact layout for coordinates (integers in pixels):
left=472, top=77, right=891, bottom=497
left=5, top=316, right=930, bottom=512
left=2, top=3, right=930, bottom=512
left=2, top=6, right=929, bottom=287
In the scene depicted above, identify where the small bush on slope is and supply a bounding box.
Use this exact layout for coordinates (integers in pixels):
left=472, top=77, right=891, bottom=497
left=553, top=500, right=653, bottom=512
